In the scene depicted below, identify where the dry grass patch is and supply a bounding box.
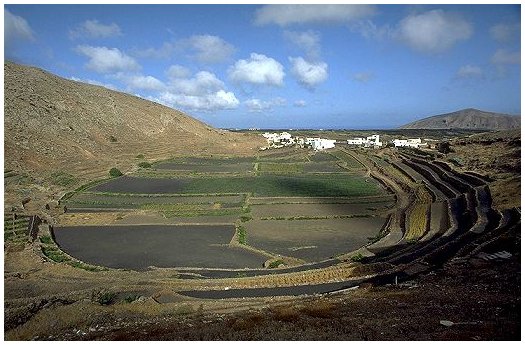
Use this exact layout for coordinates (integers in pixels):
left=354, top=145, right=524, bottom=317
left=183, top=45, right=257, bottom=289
left=269, top=304, right=301, bottom=322
left=300, top=300, right=338, bottom=318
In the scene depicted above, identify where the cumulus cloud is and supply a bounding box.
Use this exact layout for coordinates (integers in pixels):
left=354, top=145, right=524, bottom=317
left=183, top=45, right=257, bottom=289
left=166, top=65, right=192, bottom=79
left=152, top=70, right=239, bottom=112
left=69, top=19, right=122, bottom=40
left=294, top=100, right=307, bottom=107
left=396, top=10, right=472, bottom=54
left=115, top=73, right=166, bottom=91
left=455, top=65, right=483, bottom=79
left=254, top=4, right=376, bottom=26
left=75, top=45, right=140, bottom=73
left=170, top=71, right=225, bottom=96
left=134, top=34, right=235, bottom=63
left=181, top=35, right=236, bottom=64
left=289, top=57, right=328, bottom=89
left=228, top=53, right=285, bottom=86
left=157, top=90, right=239, bottom=112
left=490, top=23, right=520, bottom=43
left=284, top=30, right=321, bottom=59
left=244, top=97, right=287, bottom=113
left=5, top=9, right=34, bottom=54
left=491, top=49, right=521, bottom=65
left=353, top=72, right=374, bottom=83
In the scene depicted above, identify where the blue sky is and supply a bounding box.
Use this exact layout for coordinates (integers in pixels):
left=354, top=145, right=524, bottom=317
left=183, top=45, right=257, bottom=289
left=4, top=4, right=521, bottom=129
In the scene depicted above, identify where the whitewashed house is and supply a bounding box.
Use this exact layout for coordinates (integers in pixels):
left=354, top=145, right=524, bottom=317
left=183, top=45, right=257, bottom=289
left=347, top=134, right=382, bottom=148
left=393, top=138, right=427, bottom=148
left=309, top=138, right=336, bottom=151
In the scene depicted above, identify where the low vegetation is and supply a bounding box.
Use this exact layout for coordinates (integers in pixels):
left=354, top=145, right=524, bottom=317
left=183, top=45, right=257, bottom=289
left=109, top=168, right=123, bottom=177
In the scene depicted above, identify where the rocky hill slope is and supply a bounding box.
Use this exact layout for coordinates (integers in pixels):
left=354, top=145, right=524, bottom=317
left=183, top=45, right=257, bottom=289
left=400, top=108, right=520, bottom=130
left=4, top=61, right=263, bottom=211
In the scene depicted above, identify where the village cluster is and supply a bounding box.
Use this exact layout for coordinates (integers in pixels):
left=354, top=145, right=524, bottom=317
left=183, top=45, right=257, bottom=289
left=261, top=132, right=428, bottom=151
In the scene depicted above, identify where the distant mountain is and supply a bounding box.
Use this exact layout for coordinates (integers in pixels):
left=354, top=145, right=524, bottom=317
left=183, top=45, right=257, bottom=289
left=399, top=108, right=520, bottom=130
left=4, top=61, right=263, bottom=179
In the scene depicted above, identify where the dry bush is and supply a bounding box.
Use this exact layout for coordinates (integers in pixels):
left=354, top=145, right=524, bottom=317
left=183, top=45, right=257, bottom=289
left=229, top=312, right=265, bottom=331
left=300, top=300, right=337, bottom=318
left=269, top=305, right=300, bottom=322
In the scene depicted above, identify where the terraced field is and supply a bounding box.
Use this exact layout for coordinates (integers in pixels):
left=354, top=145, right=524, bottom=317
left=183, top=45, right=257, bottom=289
left=42, top=144, right=510, bottom=303
left=54, top=148, right=394, bottom=270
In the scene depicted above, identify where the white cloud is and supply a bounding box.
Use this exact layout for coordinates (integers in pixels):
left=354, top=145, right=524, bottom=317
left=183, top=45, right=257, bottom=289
left=353, top=20, right=393, bottom=41
left=115, top=74, right=165, bottom=91
left=353, top=72, right=374, bottom=83
left=182, top=35, right=236, bottom=64
left=490, top=23, right=520, bottom=43
left=254, top=4, right=376, bottom=26
left=284, top=30, right=321, bottom=59
left=289, top=57, right=328, bottom=89
left=294, top=100, right=307, bottom=107
left=158, top=90, right=239, bottom=112
left=69, top=19, right=122, bottom=40
left=244, top=97, right=287, bottom=113
left=491, top=49, right=521, bottom=65
left=228, top=53, right=285, bottom=86
left=75, top=45, right=140, bottom=73
left=5, top=9, right=34, bottom=53
left=455, top=65, right=483, bottom=79
left=397, top=10, right=472, bottom=54
left=134, top=34, right=235, bottom=63
left=152, top=70, right=239, bottom=112
left=170, top=71, right=224, bottom=96
left=166, top=65, right=192, bottom=79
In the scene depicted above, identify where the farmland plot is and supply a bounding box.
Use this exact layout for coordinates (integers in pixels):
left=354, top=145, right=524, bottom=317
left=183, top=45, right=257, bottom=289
left=246, top=218, right=387, bottom=262
left=54, top=225, right=269, bottom=270
left=154, top=162, right=254, bottom=173
left=251, top=202, right=394, bottom=219
left=91, top=175, right=385, bottom=197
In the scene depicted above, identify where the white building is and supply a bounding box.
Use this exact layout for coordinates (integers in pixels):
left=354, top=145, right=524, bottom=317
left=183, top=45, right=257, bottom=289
left=309, top=138, right=336, bottom=151
left=262, top=132, right=294, bottom=146
left=393, top=138, right=427, bottom=148
left=347, top=134, right=382, bottom=148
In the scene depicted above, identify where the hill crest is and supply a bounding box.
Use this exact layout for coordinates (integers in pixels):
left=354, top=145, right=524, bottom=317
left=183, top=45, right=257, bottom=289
left=399, top=108, right=520, bottom=130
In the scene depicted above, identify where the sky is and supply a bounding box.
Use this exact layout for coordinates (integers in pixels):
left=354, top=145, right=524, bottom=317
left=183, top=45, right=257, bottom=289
left=4, top=4, right=521, bottom=129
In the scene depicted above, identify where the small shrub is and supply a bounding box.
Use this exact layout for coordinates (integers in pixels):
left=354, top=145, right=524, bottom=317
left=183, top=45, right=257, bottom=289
left=39, top=235, right=53, bottom=244
left=351, top=253, right=364, bottom=262
left=138, top=162, right=152, bottom=169
left=109, top=135, right=118, bottom=142
left=240, top=214, right=252, bottom=222
left=109, top=168, right=123, bottom=177
left=136, top=154, right=145, bottom=159
left=41, top=246, right=69, bottom=263
left=124, top=294, right=141, bottom=303
left=92, top=289, right=117, bottom=305
left=237, top=225, right=247, bottom=245
left=267, top=259, right=285, bottom=269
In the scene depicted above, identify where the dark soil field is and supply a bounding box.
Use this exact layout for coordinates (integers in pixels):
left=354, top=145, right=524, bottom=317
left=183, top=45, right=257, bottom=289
left=246, top=218, right=386, bottom=262
left=53, top=225, right=269, bottom=270
left=91, top=175, right=384, bottom=197
left=153, top=162, right=254, bottom=173
left=251, top=202, right=394, bottom=219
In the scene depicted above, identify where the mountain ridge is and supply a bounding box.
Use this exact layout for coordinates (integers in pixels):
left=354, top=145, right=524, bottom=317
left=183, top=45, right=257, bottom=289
left=399, top=108, right=520, bottom=130
left=4, top=61, right=262, bottom=177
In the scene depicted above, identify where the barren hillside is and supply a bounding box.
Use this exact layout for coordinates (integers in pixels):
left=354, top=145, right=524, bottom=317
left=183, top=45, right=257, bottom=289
left=4, top=61, right=264, bottom=210
left=400, top=108, right=520, bottom=130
